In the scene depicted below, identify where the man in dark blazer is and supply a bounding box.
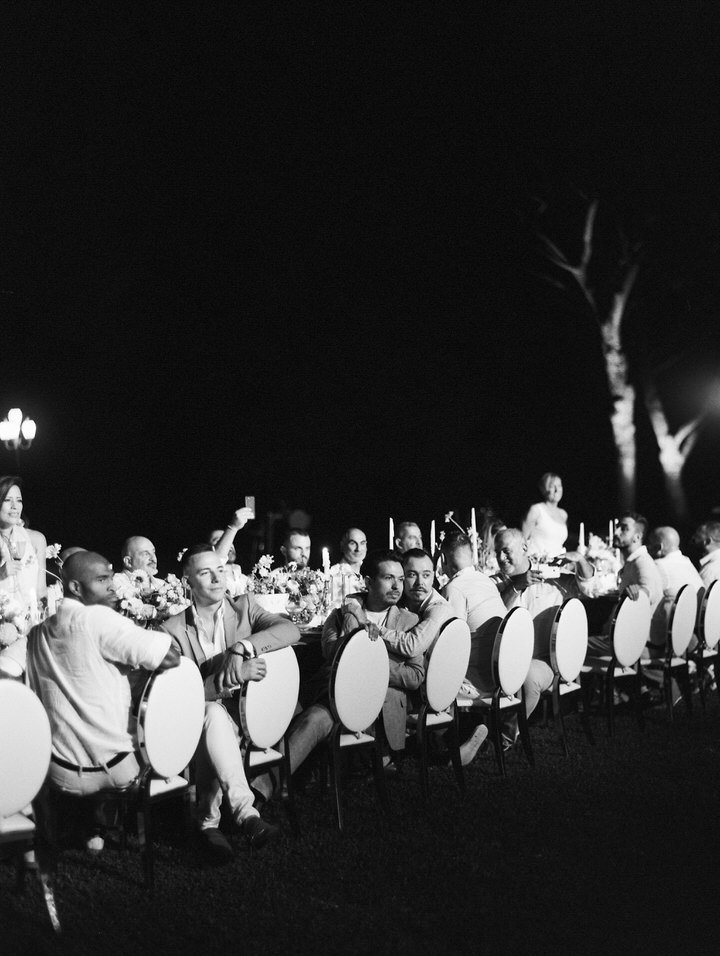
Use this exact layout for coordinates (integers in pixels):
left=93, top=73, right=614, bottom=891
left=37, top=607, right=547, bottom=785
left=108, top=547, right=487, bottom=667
left=162, top=544, right=300, bottom=859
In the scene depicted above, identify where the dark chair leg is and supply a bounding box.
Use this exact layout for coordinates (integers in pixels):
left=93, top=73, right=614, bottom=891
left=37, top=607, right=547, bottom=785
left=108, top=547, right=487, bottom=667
left=631, top=672, right=645, bottom=731
left=371, top=726, right=390, bottom=815
left=281, top=735, right=300, bottom=836
left=663, top=667, right=673, bottom=721
left=137, top=789, right=154, bottom=891
left=517, top=694, right=534, bottom=768
left=417, top=706, right=429, bottom=802
left=447, top=706, right=465, bottom=794
left=329, top=727, right=344, bottom=832
left=551, top=684, right=569, bottom=757
left=489, top=702, right=506, bottom=777
left=578, top=686, right=596, bottom=746
left=605, top=671, right=615, bottom=737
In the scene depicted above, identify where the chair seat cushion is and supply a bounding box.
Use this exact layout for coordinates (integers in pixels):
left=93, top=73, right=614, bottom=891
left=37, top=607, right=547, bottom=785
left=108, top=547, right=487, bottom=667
left=146, top=775, right=189, bottom=798
left=407, top=711, right=452, bottom=728
left=559, top=681, right=581, bottom=695
left=339, top=731, right=374, bottom=748
left=642, top=657, right=687, bottom=670
left=247, top=747, right=282, bottom=768
left=0, top=812, right=35, bottom=842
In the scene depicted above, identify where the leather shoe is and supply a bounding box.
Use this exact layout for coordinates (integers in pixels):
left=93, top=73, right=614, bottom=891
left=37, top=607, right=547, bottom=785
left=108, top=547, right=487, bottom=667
left=243, top=815, right=279, bottom=850
left=200, top=827, right=233, bottom=863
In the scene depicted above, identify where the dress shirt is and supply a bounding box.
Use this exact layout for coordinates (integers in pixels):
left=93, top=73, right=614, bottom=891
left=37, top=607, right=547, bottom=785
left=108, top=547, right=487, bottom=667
left=699, top=550, right=720, bottom=588
left=26, top=598, right=170, bottom=766
left=618, top=545, right=663, bottom=610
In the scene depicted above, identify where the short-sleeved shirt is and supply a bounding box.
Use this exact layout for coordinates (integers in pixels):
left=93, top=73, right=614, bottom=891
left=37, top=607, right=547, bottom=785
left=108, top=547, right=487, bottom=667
left=26, top=597, right=170, bottom=766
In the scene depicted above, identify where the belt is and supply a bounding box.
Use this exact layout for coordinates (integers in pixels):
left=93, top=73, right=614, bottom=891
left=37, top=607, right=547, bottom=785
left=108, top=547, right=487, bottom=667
left=51, top=751, right=133, bottom=773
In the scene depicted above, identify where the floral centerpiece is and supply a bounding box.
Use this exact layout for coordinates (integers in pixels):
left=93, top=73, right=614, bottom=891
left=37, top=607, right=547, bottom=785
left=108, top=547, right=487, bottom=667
left=0, top=592, right=29, bottom=647
left=115, top=570, right=189, bottom=627
left=583, top=533, right=622, bottom=596
left=246, top=555, right=328, bottom=625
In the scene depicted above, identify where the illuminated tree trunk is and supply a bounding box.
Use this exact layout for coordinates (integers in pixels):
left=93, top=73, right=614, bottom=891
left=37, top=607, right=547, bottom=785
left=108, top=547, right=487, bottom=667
left=538, top=201, right=639, bottom=509
left=643, top=377, right=701, bottom=523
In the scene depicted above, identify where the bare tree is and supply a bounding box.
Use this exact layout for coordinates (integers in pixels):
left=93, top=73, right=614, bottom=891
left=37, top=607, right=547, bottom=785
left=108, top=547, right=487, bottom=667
left=536, top=196, right=711, bottom=521
left=536, top=198, right=639, bottom=510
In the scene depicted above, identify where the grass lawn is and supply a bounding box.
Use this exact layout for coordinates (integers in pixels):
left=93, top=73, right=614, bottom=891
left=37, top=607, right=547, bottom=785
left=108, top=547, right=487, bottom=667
left=3, top=698, right=720, bottom=955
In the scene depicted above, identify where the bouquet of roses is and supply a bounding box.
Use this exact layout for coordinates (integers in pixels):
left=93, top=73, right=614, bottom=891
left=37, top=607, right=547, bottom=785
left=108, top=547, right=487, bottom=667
left=115, top=570, right=189, bottom=626
left=246, top=556, right=328, bottom=624
left=0, top=592, right=28, bottom=647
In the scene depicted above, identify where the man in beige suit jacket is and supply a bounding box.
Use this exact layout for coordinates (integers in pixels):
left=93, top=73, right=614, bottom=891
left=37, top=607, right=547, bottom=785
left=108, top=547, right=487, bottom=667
left=162, top=544, right=300, bottom=859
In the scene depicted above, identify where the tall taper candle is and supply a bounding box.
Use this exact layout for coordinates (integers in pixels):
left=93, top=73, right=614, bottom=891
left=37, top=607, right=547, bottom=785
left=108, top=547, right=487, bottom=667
left=470, top=507, right=479, bottom=567
left=579, top=522, right=585, bottom=552
left=430, top=520, right=436, bottom=555
left=608, top=519, right=614, bottom=544
left=389, top=517, right=395, bottom=550
left=322, top=547, right=330, bottom=578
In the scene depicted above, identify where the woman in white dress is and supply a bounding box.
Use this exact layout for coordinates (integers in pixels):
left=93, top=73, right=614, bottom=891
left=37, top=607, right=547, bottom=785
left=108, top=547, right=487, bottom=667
left=522, top=472, right=568, bottom=559
left=0, top=475, right=47, bottom=675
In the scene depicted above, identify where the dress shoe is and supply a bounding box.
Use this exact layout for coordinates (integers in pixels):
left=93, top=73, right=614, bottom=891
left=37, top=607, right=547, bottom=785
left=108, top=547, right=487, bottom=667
left=200, top=827, right=233, bottom=863
left=243, top=815, right=279, bottom=850
left=85, top=835, right=105, bottom=855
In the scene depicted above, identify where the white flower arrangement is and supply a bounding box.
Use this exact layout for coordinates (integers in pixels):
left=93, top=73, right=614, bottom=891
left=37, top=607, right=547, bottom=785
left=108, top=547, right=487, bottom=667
left=0, top=592, right=28, bottom=647
left=246, top=555, right=328, bottom=624
left=116, top=570, right=189, bottom=625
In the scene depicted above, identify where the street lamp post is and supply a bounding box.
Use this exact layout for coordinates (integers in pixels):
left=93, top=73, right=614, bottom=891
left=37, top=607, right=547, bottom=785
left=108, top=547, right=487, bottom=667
left=0, top=407, right=37, bottom=466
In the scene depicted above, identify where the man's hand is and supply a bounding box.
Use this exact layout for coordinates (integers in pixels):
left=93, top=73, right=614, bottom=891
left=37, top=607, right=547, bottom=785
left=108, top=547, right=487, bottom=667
left=342, top=598, right=367, bottom=630
left=228, top=507, right=255, bottom=531
left=157, top=643, right=181, bottom=671
left=241, top=657, right=267, bottom=682
left=625, top=584, right=642, bottom=601
left=366, top=622, right=381, bottom=642
left=222, top=653, right=267, bottom=688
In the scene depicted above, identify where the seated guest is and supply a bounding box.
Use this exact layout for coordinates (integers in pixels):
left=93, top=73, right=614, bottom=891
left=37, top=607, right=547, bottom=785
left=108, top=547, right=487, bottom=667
left=647, top=526, right=703, bottom=652
left=253, top=550, right=424, bottom=798
left=692, top=521, right=720, bottom=589
left=495, top=528, right=594, bottom=722
left=208, top=504, right=255, bottom=595
left=586, top=511, right=663, bottom=659
left=115, top=536, right=162, bottom=585
left=380, top=548, right=489, bottom=765
left=25, top=552, right=180, bottom=852
left=440, top=532, right=505, bottom=698
left=113, top=535, right=187, bottom=622
left=162, top=545, right=301, bottom=857
left=329, top=527, right=368, bottom=595
left=393, top=521, right=423, bottom=554
left=614, top=512, right=664, bottom=608
left=280, top=528, right=311, bottom=569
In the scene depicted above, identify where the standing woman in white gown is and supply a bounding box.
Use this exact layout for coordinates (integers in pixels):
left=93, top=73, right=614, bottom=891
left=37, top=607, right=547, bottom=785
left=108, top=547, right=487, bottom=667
left=0, top=475, right=47, bottom=676
left=522, top=472, right=568, bottom=559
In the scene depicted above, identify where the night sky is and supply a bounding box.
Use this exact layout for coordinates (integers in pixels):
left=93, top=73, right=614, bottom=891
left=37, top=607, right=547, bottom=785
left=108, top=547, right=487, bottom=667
left=4, top=3, right=720, bottom=571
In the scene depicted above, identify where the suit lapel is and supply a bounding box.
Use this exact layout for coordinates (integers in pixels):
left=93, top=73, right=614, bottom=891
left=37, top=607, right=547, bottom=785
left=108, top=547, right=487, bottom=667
left=184, top=605, right=206, bottom=665
left=222, top=596, right=240, bottom=649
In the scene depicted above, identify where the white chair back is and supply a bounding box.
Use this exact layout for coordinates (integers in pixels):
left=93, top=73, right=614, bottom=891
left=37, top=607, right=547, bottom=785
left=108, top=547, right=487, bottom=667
left=668, top=584, right=697, bottom=657
left=330, top=629, right=389, bottom=732
left=492, top=607, right=534, bottom=696
left=137, top=657, right=205, bottom=779
left=550, top=597, right=588, bottom=683
left=700, top=580, right=720, bottom=651
left=424, top=618, right=471, bottom=713
left=610, top=592, right=651, bottom=667
left=0, top=681, right=51, bottom=817
left=240, top=646, right=300, bottom=749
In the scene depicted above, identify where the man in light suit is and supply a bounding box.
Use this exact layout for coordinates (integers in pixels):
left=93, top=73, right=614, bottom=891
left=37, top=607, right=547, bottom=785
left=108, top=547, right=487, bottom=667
left=162, top=544, right=300, bottom=860
left=255, top=550, right=423, bottom=794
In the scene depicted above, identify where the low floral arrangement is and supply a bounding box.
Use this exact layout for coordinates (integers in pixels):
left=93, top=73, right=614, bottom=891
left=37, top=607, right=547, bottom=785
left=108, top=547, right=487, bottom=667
left=246, top=555, right=328, bottom=624
left=582, top=533, right=622, bottom=595
left=0, top=592, right=28, bottom=647
left=115, top=570, right=189, bottom=626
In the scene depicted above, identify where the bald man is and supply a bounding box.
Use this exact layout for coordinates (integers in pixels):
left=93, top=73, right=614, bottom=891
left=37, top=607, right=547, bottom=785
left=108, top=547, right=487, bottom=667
left=647, top=526, right=703, bottom=651
left=692, top=521, right=720, bottom=589
left=26, top=551, right=179, bottom=851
